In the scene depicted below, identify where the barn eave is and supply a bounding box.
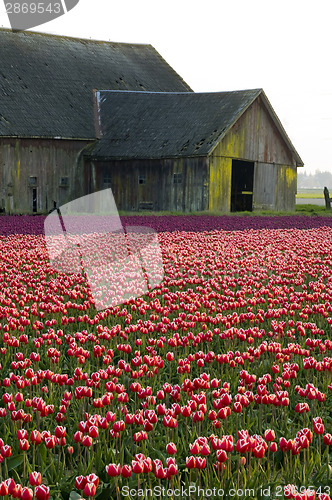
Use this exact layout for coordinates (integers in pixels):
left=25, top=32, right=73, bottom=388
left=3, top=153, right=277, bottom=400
left=0, top=135, right=96, bottom=141
left=87, top=153, right=207, bottom=161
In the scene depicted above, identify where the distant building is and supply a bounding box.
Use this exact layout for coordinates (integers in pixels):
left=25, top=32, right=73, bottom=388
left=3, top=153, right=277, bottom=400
left=88, top=89, right=304, bottom=212
left=0, top=29, right=191, bottom=213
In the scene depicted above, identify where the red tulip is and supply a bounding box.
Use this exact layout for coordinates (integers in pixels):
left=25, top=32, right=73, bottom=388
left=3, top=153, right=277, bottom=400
left=324, top=433, right=332, bottom=446
left=154, top=464, right=165, bottom=479
left=112, top=420, right=125, bottom=433
left=19, top=439, right=29, bottom=451
left=35, top=485, right=50, bottom=500
left=166, top=442, right=177, bottom=455
left=131, top=460, right=144, bottom=474
left=54, top=426, right=66, bottom=438
left=17, top=429, right=28, bottom=440
left=20, top=487, right=33, bottom=500
left=313, top=422, right=324, bottom=435
left=216, top=449, right=228, bottom=462
left=295, top=403, right=310, bottom=414
left=121, top=465, right=132, bottom=478
left=4, top=478, right=17, bottom=496
left=284, top=484, right=297, bottom=499
left=195, top=457, right=206, bottom=469
left=30, top=430, right=42, bottom=444
left=75, top=476, right=87, bottom=490
left=264, top=429, right=275, bottom=442
left=82, top=436, right=93, bottom=447
left=74, top=431, right=83, bottom=443
left=105, top=464, right=121, bottom=477
left=0, top=483, right=8, bottom=496
left=200, top=444, right=211, bottom=456
left=84, top=483, right=96, bottom=497
left=0, top=445, right=11, bottom=457
left=88, top=426, right=99, bottom=438
left=86, top=474, right=99, bottom=487
left=189, top=441, right=201, bottom=455
left=236, top=439, right=249, bottom=454
left=253, top=444, right=265, bottom=459
left=270, top=442, right=278, bottom=453
left=44, top=437, right=56, bottom=449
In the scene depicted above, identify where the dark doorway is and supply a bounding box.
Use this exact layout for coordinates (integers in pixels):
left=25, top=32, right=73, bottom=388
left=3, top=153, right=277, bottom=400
left=32, top=188, right=37, bottom=213
left=231, top=160, right=254, bottom=212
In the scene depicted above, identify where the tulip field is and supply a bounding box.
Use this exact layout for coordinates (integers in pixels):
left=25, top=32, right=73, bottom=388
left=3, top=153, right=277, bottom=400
left=1, top=215, right=332, bottom=499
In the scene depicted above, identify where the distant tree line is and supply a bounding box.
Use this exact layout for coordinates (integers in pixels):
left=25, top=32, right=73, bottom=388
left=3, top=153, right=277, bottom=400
left=298, top=170, right=332, bottom=189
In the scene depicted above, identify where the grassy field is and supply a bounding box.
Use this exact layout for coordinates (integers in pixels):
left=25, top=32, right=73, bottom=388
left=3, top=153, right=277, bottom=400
left=296, top=188, right=324, bottom=199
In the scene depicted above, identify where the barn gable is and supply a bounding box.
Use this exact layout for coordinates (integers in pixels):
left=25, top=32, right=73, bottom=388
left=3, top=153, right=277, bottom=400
left=209, top=93, right=303, bottom=212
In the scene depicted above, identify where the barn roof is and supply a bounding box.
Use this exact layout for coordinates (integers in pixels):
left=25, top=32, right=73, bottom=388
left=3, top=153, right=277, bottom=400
left=0, top=29, right=191, bottom=139
left=91, top=89, right=303, bottom=166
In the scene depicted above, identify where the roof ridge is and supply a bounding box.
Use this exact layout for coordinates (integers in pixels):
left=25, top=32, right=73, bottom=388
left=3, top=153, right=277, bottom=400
left=97, top=88, right=263, bottom=95
left=0, top=27, right=153, bottom=48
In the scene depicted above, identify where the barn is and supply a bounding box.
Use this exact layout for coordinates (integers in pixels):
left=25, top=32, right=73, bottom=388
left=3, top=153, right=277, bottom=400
left=0, top=29, right=191, bottom=214
left=87, top=89, right=304, bottom=212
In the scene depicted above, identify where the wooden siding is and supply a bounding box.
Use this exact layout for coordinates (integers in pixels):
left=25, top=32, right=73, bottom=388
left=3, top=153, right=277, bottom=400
left=209, top=156, right=232, bottom=212
left=208, top=95, right=297, bottom=212
left=275, top=164, right=297, bottom=211
left=253, top=162, right=277, bottom=210
left=85, top=158, right=209, bottom=212
left=0, top=138, right=91, bottom=213
left=211, top=96, right=296, bottom=166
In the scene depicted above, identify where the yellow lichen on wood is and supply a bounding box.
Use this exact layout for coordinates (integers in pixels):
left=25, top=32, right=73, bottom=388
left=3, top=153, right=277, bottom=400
left=209, top=155, right=232, bottom=212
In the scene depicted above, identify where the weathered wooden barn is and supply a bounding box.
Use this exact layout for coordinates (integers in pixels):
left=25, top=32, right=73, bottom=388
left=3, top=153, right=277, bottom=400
left=87, top=89, right=303, bottom=212
left=0, top=29, right=191, bottom=214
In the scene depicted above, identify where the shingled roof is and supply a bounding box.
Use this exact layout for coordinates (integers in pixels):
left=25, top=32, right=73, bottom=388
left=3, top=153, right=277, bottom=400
left=90, top=89, right=303, bottom=166
left=0, top=29, right=192, bottom=139
left=91, top=89, right=260, bottom=159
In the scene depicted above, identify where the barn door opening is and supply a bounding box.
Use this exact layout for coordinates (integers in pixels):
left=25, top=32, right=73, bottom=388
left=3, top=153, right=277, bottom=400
left=231, top=160, right=254, bottom=212
left=32, top=188, right=37, bottom=213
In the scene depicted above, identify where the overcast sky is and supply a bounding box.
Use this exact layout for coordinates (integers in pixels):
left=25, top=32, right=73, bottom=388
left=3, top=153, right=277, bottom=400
left=0, top=0, right=331, bottom=174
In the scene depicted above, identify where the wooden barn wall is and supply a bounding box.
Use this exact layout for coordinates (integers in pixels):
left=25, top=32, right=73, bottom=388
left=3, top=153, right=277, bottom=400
left=275, top=164, right=297, bottom=211
left=209, top=156, right=232, bottom=212
left=0, top=138, right=91, bottom=213
left=252, top=162, right=276, bottom=210
left=209, top=96, right=297, bottom=212
left=86, top=158, right=209, bottom=212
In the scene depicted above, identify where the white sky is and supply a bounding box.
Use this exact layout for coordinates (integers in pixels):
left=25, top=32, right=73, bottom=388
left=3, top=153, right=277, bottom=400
left=0, top=0, right=332, bottom=174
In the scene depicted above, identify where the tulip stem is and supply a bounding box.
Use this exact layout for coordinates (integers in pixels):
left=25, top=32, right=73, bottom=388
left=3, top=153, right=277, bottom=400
left=115, top=478, right=120, bottom=500
left=327, top=446, right=330, bottom=480
left=237, top=456, right=240, bottom=489
left=32, top=443, right=36, bottom=472
left=58, top=448, right=61, bottom=476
